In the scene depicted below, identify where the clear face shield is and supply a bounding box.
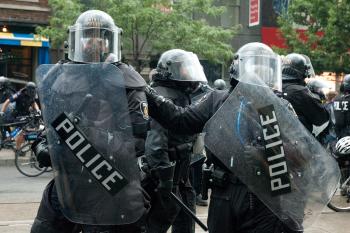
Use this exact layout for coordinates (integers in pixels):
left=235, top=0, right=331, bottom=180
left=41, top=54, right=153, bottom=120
left=68, top=25, right=121, bottom=63
left=166, top=52, right=208, bottom=83
left=302, top=55, right=315, bottom=79
left=238, top=53, right=282, bottom=92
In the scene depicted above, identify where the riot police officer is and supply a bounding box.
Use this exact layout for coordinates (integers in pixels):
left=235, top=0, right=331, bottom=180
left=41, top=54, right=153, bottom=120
left=145, top=43, right=306, bottom=233
left=281, top=53, right=329, bottom=139
left=31, top=10, right=149, bottom=233
left=143, top=49, right=207, bottom=233
left=333, top=74, right=350, bottom=138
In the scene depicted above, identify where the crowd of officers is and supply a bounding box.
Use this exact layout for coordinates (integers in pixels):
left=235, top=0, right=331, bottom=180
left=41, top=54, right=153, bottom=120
left=18, top=9, right=349, bottom=233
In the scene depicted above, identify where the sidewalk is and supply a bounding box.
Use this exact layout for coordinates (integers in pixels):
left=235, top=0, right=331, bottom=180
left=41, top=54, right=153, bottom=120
left=0, top=149, right=15, bottom=166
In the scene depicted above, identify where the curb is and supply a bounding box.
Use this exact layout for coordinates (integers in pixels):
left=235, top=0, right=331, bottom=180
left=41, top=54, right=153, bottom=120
left=0, top=150, right=15, bottom=167
left=0, top=159, right=15, bottom=167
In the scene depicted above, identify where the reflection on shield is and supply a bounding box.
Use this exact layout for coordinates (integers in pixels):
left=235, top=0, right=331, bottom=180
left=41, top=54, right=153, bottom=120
left=36, top=64, right=145, bottom=225
left=204, top=74, right=340, bottom=231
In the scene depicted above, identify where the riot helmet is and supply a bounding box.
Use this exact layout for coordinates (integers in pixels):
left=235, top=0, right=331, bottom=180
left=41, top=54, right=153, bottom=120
left=229, top=42, right=282, bottom=91
left=213, top=79, right=227, bottom=90
left=307, top=79, right=329, bottom=101
left=25, top=82, right=37, bottom=98
left=342, top=74, right=350, bottom=93
left=301, top=54, right=315, bottom=78
left=335, top=136, right=350, bottom=156
left=68, top=10, right=122, bottom=63
left=282, top=53, right=309, bottom=81
left=0, top=76, right=10, bottom=90
left=155, top=49, right=207, bottom=83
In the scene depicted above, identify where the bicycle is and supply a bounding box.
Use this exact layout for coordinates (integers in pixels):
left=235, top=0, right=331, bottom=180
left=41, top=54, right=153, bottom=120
left=327, top=137, right=350, bottom=212
left=0, top=113, right=51, bottom=177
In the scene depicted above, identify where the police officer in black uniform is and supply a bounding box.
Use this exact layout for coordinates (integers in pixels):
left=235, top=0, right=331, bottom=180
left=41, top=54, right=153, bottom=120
left=31, top=10, right=149, bottom=233
left=281, top=53, right=329, bottom=139
left=143, top=49, right=207, bottom=233
left=145, top=42, right=300, bottom=233
left=333, top=74, right=350, bottom=138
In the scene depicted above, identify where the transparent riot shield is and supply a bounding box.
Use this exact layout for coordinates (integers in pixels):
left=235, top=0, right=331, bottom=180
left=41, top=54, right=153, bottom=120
left=36, top=63, right=146, bottom=225
left=204, top=74, right=340, bottom=231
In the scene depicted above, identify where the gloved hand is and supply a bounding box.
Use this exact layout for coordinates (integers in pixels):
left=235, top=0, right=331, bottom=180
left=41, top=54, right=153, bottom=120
left=36, top=109, right=41, bottom=116
left=151, top=163, right=176, bottom=193
left=0, top=111, right=5, bottom=117
left=144, top=85, right=166, bottom=107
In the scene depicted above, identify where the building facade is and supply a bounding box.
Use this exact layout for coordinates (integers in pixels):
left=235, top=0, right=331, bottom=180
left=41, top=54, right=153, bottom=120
left=0, top=0, right=50, bottom=84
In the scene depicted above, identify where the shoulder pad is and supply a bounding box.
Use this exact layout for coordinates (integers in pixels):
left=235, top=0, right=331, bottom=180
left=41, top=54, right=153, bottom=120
left=115, top=63, right=147, bottom=88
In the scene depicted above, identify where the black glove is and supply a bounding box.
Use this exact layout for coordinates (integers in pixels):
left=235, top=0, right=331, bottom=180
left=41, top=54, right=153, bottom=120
left=144, top=85, right=166, bottom=107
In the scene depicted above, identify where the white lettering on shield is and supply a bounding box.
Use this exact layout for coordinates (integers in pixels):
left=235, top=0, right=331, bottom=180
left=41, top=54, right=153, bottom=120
left=51, top=113, right=128, bottom=195
left=258, top=105, right=291, bottom=196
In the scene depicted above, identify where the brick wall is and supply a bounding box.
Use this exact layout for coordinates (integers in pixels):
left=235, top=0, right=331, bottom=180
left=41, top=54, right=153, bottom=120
left=0, top=0, right=50, bottom=25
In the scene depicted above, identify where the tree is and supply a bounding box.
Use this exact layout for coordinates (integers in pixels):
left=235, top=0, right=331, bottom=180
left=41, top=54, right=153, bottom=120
left=38, top=0, right=238, bottom=72
left=36, top=0, right=82, bottom=58
left=278, top=0, right=350, bottom=77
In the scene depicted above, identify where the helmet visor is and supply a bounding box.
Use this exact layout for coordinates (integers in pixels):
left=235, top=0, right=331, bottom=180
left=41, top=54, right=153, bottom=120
left=238, top=54, right=282, bottom=92
left=166, top=53, right=207, bottom=83
left=68, top=25, right=121, bottom=63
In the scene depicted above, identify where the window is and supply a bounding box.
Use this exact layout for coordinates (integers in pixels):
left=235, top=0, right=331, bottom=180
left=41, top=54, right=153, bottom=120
left=0, top=46, right=33, bottom=82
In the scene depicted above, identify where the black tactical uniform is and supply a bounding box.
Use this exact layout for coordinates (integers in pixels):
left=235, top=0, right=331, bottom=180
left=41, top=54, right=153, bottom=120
left=282, top=53, right=329, bottom=139
left=146, top=43, right=299, bottom=233
left=147, top=86, right=297, bottom=233
left=189, top=84, right=213, bottom=206
left=333, top=74, right=350, bottom=138
left=144, top=82, right=196, bottom=233
left=31, top=10, right=150, bottom=233
left=31, top=62, right=150, bottom=233
left=143, top=49, right=207, bottom=233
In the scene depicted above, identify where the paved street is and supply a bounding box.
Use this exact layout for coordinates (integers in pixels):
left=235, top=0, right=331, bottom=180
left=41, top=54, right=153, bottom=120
left=1, top=150, right=350, bottom=233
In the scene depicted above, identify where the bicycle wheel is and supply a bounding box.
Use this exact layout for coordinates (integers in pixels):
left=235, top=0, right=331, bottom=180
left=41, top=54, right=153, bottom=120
left=327, top=167, right=350, bottom=212
left=15, top=142, right=48, bottom=177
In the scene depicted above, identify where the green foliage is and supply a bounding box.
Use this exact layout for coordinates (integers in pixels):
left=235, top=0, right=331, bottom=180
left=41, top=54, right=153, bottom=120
left=278, top=0, right=350, bottom=74
left=38, top=0, right=237, bottom=70
left=36, top=0, right=81, bottom=49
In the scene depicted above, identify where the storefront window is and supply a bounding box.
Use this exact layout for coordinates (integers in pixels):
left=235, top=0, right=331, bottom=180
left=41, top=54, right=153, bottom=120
left=0, top=45, right=33, bottom=81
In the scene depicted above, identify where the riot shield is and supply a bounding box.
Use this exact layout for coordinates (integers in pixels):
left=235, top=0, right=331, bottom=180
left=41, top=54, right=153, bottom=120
left=36, top=63, right=145, bottom=225
left=204, top=74, right=340, bottom=231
